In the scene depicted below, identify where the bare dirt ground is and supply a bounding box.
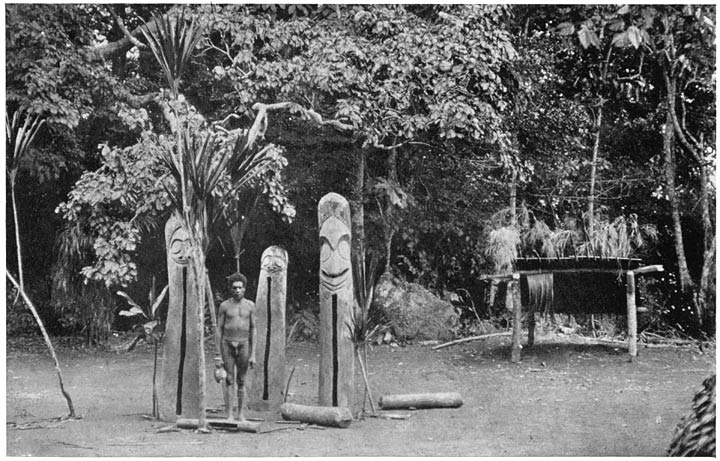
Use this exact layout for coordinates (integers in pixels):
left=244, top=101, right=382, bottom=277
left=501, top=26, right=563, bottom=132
left=6, top=333, right=715, bottom=457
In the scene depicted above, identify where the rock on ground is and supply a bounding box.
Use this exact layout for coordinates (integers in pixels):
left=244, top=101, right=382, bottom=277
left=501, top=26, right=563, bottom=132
left=372, top=273, right=458, bottom=341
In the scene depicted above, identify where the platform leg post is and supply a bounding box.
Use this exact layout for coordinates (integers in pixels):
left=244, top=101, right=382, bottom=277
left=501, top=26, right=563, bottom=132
left=527, top=306, right=535, bottom=348
left=510, top=275, right=522, bottom=363
left=626, top=270, right=637, bottom=361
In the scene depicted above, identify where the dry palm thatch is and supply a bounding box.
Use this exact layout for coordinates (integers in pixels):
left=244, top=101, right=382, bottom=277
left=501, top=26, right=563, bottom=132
left=524, top=273, right=554, bottom=315
left=484, top=227, right=520, bottom=274
left=668, top=374, right=716, bottom=456
left=577, top=213, right=657, bottom=258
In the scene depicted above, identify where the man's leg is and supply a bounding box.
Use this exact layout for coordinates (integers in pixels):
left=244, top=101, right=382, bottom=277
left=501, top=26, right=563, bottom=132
left=220, top=340, right=236, bottom=420
left=235, top=342, right=250, bottom=421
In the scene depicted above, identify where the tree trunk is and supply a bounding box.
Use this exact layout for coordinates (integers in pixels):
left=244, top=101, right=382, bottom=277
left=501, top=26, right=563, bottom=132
left=662, top=112, right=694, bottom=292
left=7, top=273, right=76, bottom=418
left=350, top=146, right=366, bottom=290
left=509, top=168, right=517, bottom=227
left=696, top=141, right=714, bottom=332
left=230, top=194, right=260, bottom=273
left=588, top=102, right=603, bottom=240
left=697, top=137, right=713, bottom=257
left=152, top=342, right=159, bottom=418
left=11, top=183, right=24, bottom=291
left=663, top=52, right=715, bottom=329
left=192, top=249, right=208, bottom=430
left=384, top=147, right=398, bottom=275
left=698, top=237, right=715, bottom=331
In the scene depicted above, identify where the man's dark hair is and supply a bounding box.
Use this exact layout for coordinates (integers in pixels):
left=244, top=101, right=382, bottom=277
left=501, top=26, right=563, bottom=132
left=227, top=272, right=247, bottom=287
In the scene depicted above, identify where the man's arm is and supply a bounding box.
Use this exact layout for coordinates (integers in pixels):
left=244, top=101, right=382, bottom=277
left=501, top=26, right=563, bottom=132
left=217, top=302, right=226, bottom=341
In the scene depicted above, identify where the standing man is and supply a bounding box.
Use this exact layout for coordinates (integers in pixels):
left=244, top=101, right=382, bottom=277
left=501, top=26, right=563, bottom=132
left=218, top=273, right=256, bottom=421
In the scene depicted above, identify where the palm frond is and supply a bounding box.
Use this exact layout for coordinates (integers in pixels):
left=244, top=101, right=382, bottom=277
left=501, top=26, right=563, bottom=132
left=141, top=9, right=205, bottom=97
left=6, top=108, right=45, bottom=180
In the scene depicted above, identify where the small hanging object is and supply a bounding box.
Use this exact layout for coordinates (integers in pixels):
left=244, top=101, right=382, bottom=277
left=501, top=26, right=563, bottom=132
left=280, top=403, right=353, bottom=428
left=378, top=392, right=463, bottom=410
left=213, top=357, right=226, bottom=383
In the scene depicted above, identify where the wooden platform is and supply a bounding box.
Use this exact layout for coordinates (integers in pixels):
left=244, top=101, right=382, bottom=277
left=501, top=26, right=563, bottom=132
left=485, top=262, right=664, bottom=363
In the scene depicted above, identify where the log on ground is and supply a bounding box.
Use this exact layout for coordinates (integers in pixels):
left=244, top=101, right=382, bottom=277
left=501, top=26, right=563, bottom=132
left=379, top=392, right=463, bottom=410
left=176, top=418, right=261, bottom=433
left=280, top=403, right=353, bottom=428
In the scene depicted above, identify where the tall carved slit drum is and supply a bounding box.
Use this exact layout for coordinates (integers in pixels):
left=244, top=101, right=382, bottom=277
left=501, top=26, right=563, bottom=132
left=317, top=193, right=355, bottom=408
left=158, top=214, right=201, bottom=422
left=248, top=246, right=288, bottom=411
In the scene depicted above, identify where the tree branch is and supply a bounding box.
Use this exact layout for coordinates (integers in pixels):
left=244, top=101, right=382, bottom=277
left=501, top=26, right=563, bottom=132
left=119, top=91, right=159, bottom=109
left=246, top=102, right=355, bottom=149
left=108, top=7, right=147, bottom=50
left=91, top=14, right=160, bottom=60
left=663, top=72, right=702, bottom=164
left=679, top=96, right=701, bottom=148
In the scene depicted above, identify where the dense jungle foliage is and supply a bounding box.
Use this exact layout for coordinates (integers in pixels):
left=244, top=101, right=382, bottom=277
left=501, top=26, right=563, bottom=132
left=6, top=4, right=715, bottom=343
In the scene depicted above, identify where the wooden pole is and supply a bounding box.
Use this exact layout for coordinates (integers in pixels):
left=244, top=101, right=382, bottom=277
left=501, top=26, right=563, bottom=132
left=527, top=306, right=536, bottom=348
left=626, top=270, right=638, bottom=361
left=510, top=275, right=522, bottom=363
left=431, top=332, right=512, bottom=350
left=633, top=264, right=664, bottom=275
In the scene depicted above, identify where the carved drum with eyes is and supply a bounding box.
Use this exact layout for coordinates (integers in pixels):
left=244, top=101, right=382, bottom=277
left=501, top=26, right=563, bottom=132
left=168, top=224, right=191, bottom=266
left=159, top=213, right=201, bottom=422
left=317, top=193, right=355, bottom=408
left=319, top=216, right=351, bottom=292
left=248, top=245, right=288, bottom=412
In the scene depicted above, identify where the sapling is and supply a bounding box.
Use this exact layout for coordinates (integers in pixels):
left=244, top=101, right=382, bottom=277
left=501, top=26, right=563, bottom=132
left=117, top=278, right=168, bottom=419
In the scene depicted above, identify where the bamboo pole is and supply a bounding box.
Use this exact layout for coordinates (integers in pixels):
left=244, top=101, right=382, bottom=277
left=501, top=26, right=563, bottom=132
left=518, top=268, right=638, bottom=275
left=356, top=348, right=376, bottom=414
left=479, top=274, right=515, bottom=282
left=192, top=252, right=207, bottom=429
left=431, top=332, right=512, bottom=350
left=626, top=270, right=637, bottom=361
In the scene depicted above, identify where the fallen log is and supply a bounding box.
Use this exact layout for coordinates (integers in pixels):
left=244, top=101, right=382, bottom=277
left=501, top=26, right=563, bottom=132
left=176, top=418, right=260, bottom=433
left=379, top=392, right=463, bottom=410
left=432, top=332, right=512, bottom=350
left=280, top=403, right=353, bottom=428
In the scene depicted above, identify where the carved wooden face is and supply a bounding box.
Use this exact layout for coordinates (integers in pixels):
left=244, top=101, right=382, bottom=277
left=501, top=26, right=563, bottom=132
left=169, top=226, right=191, bottom=266
left=319, top=216, right=351, bottom=293
left=261, top=248, right=288, bottom=274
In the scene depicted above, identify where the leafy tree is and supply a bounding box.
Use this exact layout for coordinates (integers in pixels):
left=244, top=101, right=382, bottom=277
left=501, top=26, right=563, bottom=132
left=204, top=4, right=518, bottom=276
left=563, top=4, right=715, bottom=330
